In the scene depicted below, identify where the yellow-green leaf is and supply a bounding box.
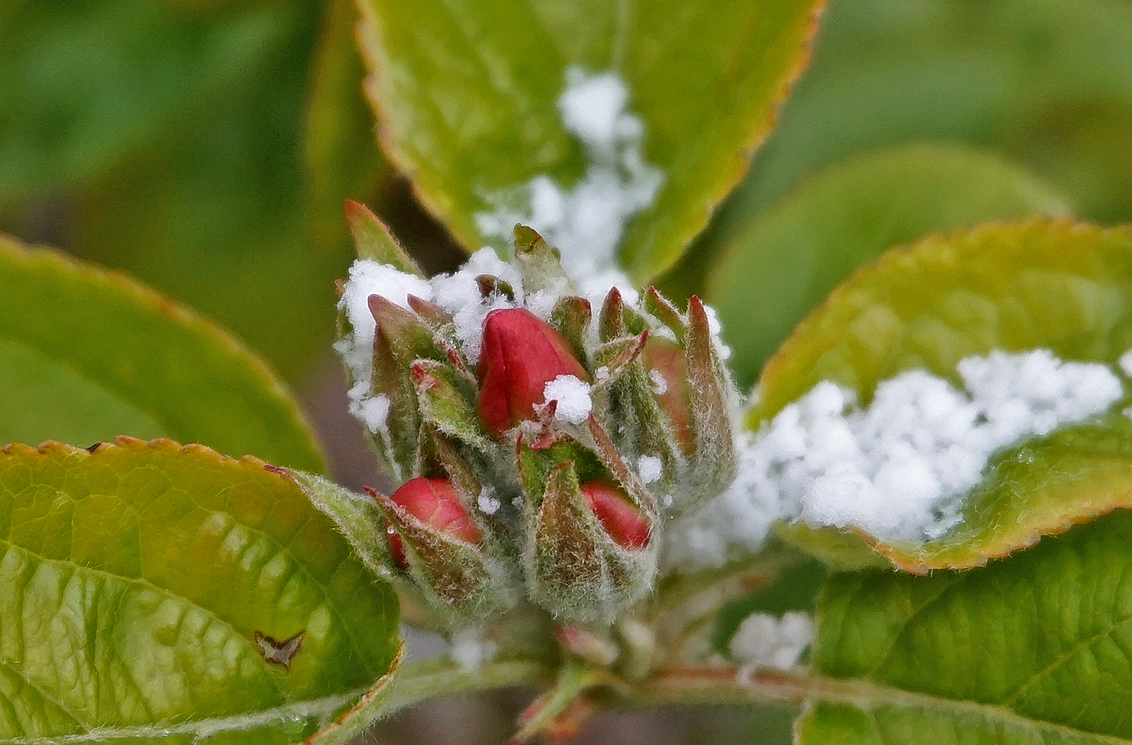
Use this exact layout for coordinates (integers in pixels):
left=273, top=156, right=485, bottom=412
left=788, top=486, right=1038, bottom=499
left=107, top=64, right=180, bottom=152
left=753, top=221, right=1132, bottom=571
left=799, top=511, right=1132, bottom=744
left=0, top=235, right=325, bottom=473
left=303, top=0, right=391, bottom=252
left=58, top=2, right=347, bottom=383
left=355, top=0, right=824, bottom=280
left=0, top=438, right=399, bottom=742
left=706, top=144, right=1072, bottom=386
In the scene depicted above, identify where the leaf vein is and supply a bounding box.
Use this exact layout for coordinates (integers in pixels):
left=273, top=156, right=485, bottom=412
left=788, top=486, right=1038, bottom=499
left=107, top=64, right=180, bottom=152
left=1002, top=610, right=1132, bottom=709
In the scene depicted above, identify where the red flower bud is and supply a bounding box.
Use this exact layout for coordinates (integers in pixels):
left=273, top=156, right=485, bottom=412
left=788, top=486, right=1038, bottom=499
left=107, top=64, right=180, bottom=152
left=477, top=308, right=589, bottom=438
left=385, top=477, right=480, bottom=568
left=581, top=480, right=651, bottom=550
left=642, top=338, right=694, bottom=452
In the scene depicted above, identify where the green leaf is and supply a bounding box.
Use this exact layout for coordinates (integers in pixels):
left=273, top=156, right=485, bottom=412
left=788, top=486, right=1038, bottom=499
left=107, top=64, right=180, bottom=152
left=355, top=0, right=824, bottom=280
left=279, top=469, right=391, bottom=585
left=797, top=510, right=1132, bottom=744
left=303, top=0, right=392, bottom=252
left=752, top=221, right=1132, bottom=570
left=0, top=438, right=399, bottom=742
left=706, top=144, right=1072, bottom=386
left=0, top=234, right=325, bottom=473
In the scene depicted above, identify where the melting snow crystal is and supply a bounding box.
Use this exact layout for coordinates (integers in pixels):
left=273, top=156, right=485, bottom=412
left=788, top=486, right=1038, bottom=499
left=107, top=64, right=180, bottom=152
left=730, top=612, right=814, bottom=673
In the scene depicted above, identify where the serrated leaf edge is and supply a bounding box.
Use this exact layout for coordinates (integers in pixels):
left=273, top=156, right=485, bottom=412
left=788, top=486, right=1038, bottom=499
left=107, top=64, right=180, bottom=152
left=792, top=681, right=1132, bottom=745
left=750, top=219, right=1132, bottom=571
left=0, top=436, right=398, bottom=743
left=353, top=0, right=830, bottom=279
left=754, top=218, right=1132, bottom=416
left=624, top=0, right=829, bottom=281
left=302, top=642, right=403, bottom=745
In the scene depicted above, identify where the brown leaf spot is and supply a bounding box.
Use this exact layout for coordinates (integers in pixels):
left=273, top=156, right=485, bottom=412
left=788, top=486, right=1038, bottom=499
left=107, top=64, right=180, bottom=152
left=254, top=630, right=306, bottom=671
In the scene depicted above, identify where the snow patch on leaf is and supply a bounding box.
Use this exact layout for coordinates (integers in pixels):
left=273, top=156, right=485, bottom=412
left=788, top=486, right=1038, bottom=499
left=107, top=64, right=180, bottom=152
left=666, top=348, right=1126, bottom=572
left=475, top=67, right=664, bottom=286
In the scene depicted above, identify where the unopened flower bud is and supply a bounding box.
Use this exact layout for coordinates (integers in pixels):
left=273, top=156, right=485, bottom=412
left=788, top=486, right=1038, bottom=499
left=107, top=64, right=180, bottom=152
left=640, top=338, right=694, bottom=453
left=477, top=308, right=589, bottom=438
left=520, top=450, right=657, bottom=622
left=581, top=480, right=652, bottom=550
left=331, top=223, right=746, bottom=632
left=384, top=477, right=481, bottom=568
left=371, top=477, right=514, bottom=621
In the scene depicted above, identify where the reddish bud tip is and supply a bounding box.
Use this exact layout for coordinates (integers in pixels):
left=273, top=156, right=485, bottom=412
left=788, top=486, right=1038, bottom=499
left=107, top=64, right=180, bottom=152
left=581, top=481, right=651, bottom=550
left=477, top=309, right=589, bottom=438
left=391, top=477, right=481, bottom=542
left=642, top=337, right=694, bottom=451
left=409, top=361, right=434, bottom=388
left=381, top=478, right=481, bottom=567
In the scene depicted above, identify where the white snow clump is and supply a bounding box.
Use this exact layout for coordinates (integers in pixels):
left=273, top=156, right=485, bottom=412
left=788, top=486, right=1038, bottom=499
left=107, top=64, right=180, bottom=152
left=336, top=249, right=612, bottom=453
left=729, top=612, right=814, bottom=674
left=665, top=348, right=1126, bottom=572
left=543, top=374, right=593, bottom=424
left=474, top=67, right=663, bottom=292
left=335, top=250, right=523, bottom=475
left=448, top=627, right=498, bottom=672
left=637, top=455, right=664, bottom=484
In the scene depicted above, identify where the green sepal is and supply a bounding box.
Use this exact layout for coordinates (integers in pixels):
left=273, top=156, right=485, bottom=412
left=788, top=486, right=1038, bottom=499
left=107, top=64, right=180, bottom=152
left=680, top=296, right=738, bottom=509
left=524, top=460, right=658, bottom=623
left=514, top=225, right=571, bottom=294
left=591, top=332, right=649, bottom=384
left=345, top=199, right=423, bottom=276
left=549, top=295, right=593, bottom=366
left=643, top=287, right=687, bottom=343
left=411, top=359, right=492, bottom=453
left=369, top=295, right=447, bottom=361
left=407, top=294, right=453, bottom=327
left=596, top=339, right=682, bottom=497
left=368, top=296, right=450, bottom=478
left=599, top=287, right=628, bottom=342
left=429, top=433, right=521, bottom=542
left=586, top=416, right=661, bottom=521
left=476, top=273, right=517, bottom=302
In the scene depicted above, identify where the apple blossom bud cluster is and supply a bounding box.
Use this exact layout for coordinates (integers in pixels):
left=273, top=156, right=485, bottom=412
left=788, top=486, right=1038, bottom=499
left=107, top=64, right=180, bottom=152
left=335, top=226, right=739, bottom=625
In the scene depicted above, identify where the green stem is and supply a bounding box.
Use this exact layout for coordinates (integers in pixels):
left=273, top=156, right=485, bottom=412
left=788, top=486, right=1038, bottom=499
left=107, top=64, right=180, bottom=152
left=632, top=665, right=832, bottom=708
left=382, top=655, right=555, bottom=714
left=510, top=659, right=597, bottom=743
left=632, top=664, right=1132, bottom=744
left=307, top=651, right=553, bottom=744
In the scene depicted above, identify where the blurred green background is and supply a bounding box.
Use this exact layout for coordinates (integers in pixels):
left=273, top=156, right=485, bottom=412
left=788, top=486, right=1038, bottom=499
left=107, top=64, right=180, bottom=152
left=3, top=0, right=1131, bottom=742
